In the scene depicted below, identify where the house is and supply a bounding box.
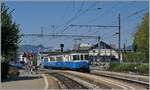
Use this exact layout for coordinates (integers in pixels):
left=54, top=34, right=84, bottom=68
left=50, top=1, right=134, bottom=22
left=73, top=43, right=92, bottom=50
left=17, top=52, right=27, bottom=63
left=88, top=41, right=123, bottom=62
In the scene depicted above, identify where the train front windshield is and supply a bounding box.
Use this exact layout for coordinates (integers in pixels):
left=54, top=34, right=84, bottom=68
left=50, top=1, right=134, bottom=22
left=44, top=58, right=48, bottom=62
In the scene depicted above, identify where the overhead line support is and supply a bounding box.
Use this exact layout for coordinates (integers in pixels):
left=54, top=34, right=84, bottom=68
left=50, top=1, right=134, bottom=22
left=70, top=24, right=119, bottom=28
left=21, top=34, right=98, bottom=39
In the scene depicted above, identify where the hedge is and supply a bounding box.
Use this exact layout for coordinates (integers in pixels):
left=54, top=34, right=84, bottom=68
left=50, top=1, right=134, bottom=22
left=108, top=63, right=149, bottom=75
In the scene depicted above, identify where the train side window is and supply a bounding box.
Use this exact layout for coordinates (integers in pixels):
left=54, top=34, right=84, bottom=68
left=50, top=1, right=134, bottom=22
left=81, top=55, right=84, bottom=60
left=50, top=57, right=55, bottom=61
left=73, top=55, right=79, bottom=60
left=56, top=56, right=63, bottom=61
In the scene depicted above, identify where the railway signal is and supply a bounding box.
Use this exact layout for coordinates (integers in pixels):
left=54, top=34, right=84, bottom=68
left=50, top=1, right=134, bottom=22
left=60, top=44, right=64, bottom=52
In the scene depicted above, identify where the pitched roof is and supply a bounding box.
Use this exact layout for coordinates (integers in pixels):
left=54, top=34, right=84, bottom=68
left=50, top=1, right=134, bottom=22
left=89, top=41, right=116, bottom=50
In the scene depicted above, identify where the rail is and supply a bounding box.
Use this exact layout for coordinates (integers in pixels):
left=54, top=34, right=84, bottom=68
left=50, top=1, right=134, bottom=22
left=91, top=70, right=149, bottom=86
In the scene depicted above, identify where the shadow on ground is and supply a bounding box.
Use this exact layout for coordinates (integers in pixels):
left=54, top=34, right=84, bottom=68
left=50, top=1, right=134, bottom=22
left=2, top=76, right=42, bottom=82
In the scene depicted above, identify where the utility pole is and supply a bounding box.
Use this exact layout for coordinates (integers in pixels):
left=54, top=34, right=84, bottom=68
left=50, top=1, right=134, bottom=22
left=41, top=26, right=44, bottom=35
left=98, top=36, right=101, bottom=56
left=97, top=36, right=101, bottom=62
left=73, top=38, right=82, bottom=50
left=118, top=14, right=121, bottom=63
left=22, top=34, right=98, bottom=39
left=52, top=25, right=55, bottom=35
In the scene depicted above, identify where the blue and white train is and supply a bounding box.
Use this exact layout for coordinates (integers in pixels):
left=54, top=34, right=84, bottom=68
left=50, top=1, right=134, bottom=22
left=41, top=52, right=90, bottom=72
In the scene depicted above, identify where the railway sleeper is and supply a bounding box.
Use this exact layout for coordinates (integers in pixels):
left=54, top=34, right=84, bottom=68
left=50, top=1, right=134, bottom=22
left=49, top=73, right=88, bottom=89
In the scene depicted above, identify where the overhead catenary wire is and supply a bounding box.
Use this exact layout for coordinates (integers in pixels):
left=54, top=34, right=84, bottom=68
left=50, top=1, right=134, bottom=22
left=56, top=2, right=84, bottom=34
left=86, top=2, right=120, bottom=24
left=43, top=2, right=91, bottom=43
left=61, top=3, right=70, bottom=21
left=85, top=1, right=136, bottom=29
left=86, top=1, right=135, bottom=24
left=126, top=7, right=148, bottom=18
left=112, top=7, right=148, bottom=24
left=122, top=13, right=146, bottom=29
left=58, top=2, right=85, bottom=34
left=49, top=2, right=147, bottom=44
left=69, top=2, right=134, bottom=36
left=58, top=2, right=99, bottom=34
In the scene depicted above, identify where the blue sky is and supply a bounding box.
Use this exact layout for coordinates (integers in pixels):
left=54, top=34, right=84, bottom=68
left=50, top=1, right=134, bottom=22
left=5, top=1, right=149, bottom=49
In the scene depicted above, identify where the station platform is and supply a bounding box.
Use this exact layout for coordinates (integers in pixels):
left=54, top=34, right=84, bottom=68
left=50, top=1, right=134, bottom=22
left=1, top=70, right=45, bottom=89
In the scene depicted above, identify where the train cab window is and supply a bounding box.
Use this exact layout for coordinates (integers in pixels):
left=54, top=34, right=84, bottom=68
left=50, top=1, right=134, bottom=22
left=41, top=57, right=43, bottom=59
left=44, top=58, right=48, bottom=62
left=85, top=55, right=89, bottom=60
left=73, top=55, right=79, bottom=60
left=81, top=55, right=84, bottom=60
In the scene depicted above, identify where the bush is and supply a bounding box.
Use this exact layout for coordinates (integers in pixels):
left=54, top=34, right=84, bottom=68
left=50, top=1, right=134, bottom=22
left=32, top=59, right=37, bottom=66
left=123, top=52, right=149, bottom=63
left=137, top=63, right=149, bottom=75
left=108, top=63, right=149, bottom=75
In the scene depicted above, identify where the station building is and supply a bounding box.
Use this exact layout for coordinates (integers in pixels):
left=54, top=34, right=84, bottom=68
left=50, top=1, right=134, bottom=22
left=88, top=41, right=123, bottom=63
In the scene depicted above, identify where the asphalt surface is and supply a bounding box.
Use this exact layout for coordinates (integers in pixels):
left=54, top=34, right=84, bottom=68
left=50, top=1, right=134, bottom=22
left=1, top=70, right=45, bottom=89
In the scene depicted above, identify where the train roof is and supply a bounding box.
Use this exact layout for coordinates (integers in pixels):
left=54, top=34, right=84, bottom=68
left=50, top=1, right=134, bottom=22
left=47, top=50, right=88, bottom=56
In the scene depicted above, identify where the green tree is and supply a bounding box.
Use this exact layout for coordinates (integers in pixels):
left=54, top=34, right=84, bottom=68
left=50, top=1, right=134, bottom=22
left=133, top=12, right=149, bottom=62
left=1, top=3, right=21, bottom=80
left=1, top=3, right=21, bottom=62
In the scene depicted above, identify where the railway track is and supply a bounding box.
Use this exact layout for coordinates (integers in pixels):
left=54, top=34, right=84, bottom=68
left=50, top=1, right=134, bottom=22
left=49, top=73, right=88, bottom=89
left=90, top=71, right=149, bottom=89
left=59, top=72, right=112, bottom=89
left=39, top=69, right=149, bottom=89
left=60, top=70, right=149, bottom=89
